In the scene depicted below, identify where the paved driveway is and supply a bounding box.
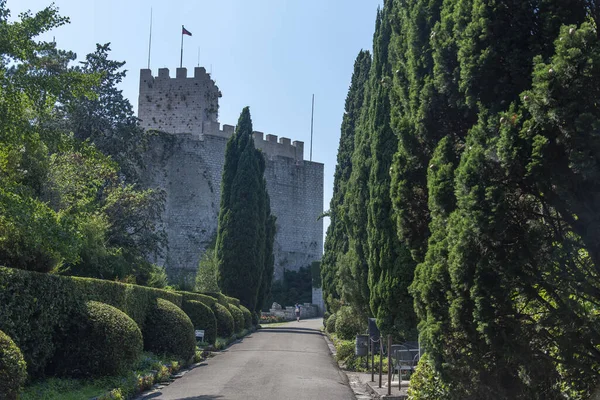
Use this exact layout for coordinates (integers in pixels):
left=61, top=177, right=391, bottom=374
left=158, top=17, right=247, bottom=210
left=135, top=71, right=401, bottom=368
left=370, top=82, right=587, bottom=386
left=146, top=318, right=354, bottom=400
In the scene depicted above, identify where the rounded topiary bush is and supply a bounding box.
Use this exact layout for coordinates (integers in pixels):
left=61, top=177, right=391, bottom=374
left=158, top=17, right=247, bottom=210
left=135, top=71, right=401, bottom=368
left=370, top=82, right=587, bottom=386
left=335, top=306, right=366, bottom=340
left=239, top=305, right=253, bottom=329
left=52, top=301, right=143, bottom=377
left=143, top=298, right=195, bottom=361
left=228, top=304, right=245, bottom=334
left=182, top=300, right=217, bottom=344
left=326, top=313, right=337, bottom=333
left=212, top=303, right=234, bottom=338
left=0, top=330, right=27, bottom=399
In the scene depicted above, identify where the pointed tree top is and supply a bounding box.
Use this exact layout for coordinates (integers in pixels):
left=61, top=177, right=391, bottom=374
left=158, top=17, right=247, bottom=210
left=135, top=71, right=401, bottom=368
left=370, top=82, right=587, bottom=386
left=236, top=106, right=253, bottom=136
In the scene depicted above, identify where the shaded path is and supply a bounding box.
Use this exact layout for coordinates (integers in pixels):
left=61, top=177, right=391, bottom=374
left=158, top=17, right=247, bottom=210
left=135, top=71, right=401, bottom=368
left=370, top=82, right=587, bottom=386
left=146, top=318, right=354, bottom=400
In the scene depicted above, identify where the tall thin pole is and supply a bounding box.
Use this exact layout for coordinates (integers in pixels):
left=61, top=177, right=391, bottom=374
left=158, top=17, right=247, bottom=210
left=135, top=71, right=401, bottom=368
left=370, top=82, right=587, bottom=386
left=310, top=94, right=314, bottom=162
left=180, top=25, right=184, bottom=68
left=147, top=8, right=152, bottom=69
left=197, top=47, right=200, bottom=67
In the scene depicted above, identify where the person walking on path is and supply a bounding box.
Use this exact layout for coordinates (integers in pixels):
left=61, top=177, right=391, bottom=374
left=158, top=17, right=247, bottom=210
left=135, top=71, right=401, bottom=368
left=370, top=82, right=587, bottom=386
left=295, top=303, right=301, bottom=322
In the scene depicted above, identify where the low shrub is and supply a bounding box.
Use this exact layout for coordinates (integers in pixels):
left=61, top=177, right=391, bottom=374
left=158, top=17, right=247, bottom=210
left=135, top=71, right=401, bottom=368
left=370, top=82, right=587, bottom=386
left=228, top=304, right=245, bottom=334
left=212, top=303, right=234, bottom=338
left=407, top=353, right=450, bottom=399
left=335, top=339, right=355, bottom=362
left=143, top=299, right=195, bottom=362
left=181, top=300, right=217, bottom=344
left=335, top=306, right=366, bottom=340
left=51, top=301, right=143, bottom=377
left=0, top=329, right=27, bottom=399
left=325, top=313, right=337, bottom=333
left=239, top=305, right=253, bottom=329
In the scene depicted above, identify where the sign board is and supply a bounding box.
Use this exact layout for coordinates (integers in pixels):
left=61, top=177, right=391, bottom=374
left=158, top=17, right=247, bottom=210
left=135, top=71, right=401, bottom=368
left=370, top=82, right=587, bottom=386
left=195, top=330, right=205, bottom=340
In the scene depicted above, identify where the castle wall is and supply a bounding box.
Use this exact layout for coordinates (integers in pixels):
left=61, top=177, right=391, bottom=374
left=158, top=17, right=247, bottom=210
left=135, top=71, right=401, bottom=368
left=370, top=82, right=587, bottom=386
left=138, top=68, right=323, bottom=283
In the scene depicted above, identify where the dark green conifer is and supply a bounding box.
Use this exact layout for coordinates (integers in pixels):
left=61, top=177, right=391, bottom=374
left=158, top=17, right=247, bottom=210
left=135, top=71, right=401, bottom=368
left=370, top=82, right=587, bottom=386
left=321, top=50, right=371, bottom=316
left=216, top=107, right=273, bottom=313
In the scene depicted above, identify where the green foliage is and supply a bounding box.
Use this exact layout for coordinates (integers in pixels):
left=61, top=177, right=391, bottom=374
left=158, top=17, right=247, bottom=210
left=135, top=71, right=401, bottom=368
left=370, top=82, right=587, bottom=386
left=407, top=353, right=451, bottom=400
left=0, top=329, right=27, bottom=400
left=239, top=305, right=253, bottom=329
left=216, top=107, right=275, bottom=313
left=51, top=301, right=142, bottom=377
left=227, top=304, right=245, bottom=334
left=195, top=249, right=220, bottom=293
left=0, top=266, right=182, bottom=379
left=325, top=313, right=338, bottom=334
left=142, top=299, right=195, bottom=362
left=322, top=50, right=372, bottom=319
left=181, top=300, right=217, bottom=345
left=212, top=303, right=234, bottom=338
left=0, top=2, right=164, bottom=284
left=334, top=340, right=355, bottom=362
left=334, top=306, right=367, bottom=340
left=268, top=266, right=312, bottom=308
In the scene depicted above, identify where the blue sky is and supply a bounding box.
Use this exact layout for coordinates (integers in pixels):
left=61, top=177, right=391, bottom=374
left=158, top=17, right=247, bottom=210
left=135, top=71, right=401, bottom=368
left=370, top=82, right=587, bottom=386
left=12, top=0, right=382, bottom=238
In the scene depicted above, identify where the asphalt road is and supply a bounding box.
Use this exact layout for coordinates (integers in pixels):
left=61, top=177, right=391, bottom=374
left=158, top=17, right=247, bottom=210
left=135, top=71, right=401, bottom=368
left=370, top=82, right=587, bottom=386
left=147, top=318, right=355, bottom=400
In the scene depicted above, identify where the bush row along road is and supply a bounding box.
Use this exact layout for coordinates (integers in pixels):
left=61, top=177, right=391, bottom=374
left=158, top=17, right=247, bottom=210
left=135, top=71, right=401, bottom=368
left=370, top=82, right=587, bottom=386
left=147, top=318, right=354, bottom=400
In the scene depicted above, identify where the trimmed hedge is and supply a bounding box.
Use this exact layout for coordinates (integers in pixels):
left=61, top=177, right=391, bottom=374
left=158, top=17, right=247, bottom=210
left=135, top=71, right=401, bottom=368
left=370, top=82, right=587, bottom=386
left=239, top=305, right=253, bottom=329
left=0, top=266, right=180, bottom=378
left=0, top=329, right=27, bottom=400
left=0, top=266, right=244, bottom=379
left=225, top=295, right=240, bottom=308
left=179, top=291, right=218, bottom=308
left=182, top=300, right=217, bottom=344
left=228, top=304, right=245, bottom=334
left=51, top=301, right=142, bottom=377
left=143, top=299, right=196, bottom=361
left=204, top=291, right=230, bottom=307
left=212, top=303, right=234, bottom=338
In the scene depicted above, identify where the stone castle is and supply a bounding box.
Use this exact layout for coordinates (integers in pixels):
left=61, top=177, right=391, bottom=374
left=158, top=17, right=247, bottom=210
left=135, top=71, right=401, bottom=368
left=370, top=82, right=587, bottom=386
left=137, top=67, right=324, bottom=288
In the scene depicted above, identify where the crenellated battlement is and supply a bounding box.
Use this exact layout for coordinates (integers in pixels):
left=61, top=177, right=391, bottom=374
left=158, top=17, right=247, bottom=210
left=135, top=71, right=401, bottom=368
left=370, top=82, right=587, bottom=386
left=202, top=121, right=304, bottom=161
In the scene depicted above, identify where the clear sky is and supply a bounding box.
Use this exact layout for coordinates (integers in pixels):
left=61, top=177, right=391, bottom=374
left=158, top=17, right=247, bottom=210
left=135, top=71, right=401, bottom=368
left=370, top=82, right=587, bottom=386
left=11, top=0, right=382, bottom=241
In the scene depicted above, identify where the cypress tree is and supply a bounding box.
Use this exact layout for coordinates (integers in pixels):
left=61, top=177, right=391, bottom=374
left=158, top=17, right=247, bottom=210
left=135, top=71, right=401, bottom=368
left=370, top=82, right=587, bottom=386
left=404, top=0, right=598, bottom=397
left=321, top=50, right=371, bottom=316
left=364, top=4, right=417, bottom=339
left=216, top=107, right=272, bottom=313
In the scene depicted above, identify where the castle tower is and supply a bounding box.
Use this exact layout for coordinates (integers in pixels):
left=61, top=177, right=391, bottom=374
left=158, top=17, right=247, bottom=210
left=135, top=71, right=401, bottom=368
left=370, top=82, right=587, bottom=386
left=137, top=68, right=324, bottom=296
left=138, top=67, right=220, bottom=136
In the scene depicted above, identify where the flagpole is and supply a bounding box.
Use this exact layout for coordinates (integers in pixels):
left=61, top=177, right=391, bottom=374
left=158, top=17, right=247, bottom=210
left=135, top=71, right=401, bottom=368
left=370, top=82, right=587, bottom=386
left=310, top=94, right=314, bottom=162
left=147, top=8, right=152, bottom=69
left=180, top=25, right=184, bottom=68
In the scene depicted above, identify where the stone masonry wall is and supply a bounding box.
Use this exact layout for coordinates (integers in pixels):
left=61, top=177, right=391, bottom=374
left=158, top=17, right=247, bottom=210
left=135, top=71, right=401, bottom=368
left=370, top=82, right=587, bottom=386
left=138, top=68, right=324, bottom=283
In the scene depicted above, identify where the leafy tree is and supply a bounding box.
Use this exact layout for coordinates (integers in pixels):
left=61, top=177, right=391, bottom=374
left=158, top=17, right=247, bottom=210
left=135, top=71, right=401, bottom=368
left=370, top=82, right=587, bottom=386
left=0, top=2, right=165, bottom=285
left=66, top=43, right=147, bottom=180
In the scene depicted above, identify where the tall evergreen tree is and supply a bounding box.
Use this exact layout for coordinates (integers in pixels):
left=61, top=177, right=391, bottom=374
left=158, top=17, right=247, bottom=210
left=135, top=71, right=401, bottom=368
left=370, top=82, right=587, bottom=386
left=402, top=0, right=599, bottom=398
left=364, top=3, right=417, bottom=339
left=321, top=50, right=371, bottom=316
left=216, top=107, right=274, bottom=313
